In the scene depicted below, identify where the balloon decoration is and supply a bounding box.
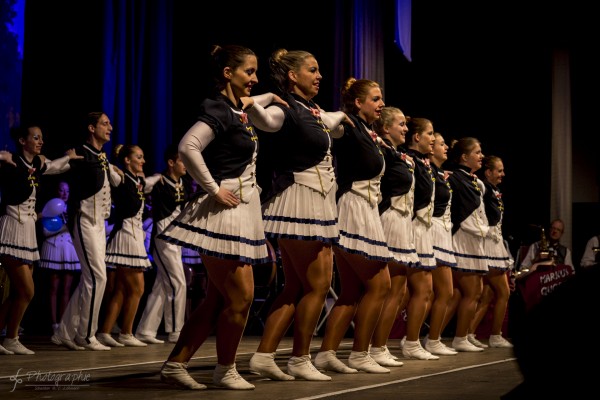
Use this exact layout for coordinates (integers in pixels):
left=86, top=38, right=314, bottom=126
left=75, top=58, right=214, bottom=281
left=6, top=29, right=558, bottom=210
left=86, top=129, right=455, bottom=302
left=41, top=216, right=64, bottom=232
left=41, top=198, right=66, bottom=218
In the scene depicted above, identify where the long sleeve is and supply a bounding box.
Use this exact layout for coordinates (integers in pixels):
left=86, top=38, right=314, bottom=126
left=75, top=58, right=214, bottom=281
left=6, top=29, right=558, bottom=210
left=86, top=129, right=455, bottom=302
left=143, top=173, right=162, bottom=194
left=320, top=111, right=347, bottom=137
left=580, top=236, right=599, bottom=267
left=43, top=155, right=71, bottom=175
left=178, top=121, right=220, bottom=196
left=246, top=103, right=285, bottom=132
left=520, top=242, right=539, bottom=269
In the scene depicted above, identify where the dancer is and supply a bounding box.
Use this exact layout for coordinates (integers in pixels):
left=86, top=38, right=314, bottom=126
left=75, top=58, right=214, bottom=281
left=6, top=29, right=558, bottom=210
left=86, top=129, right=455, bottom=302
left=52, top=112, right=123, bottom=351
left=314, top=77, right=392, bottom=374
left=446, top=137, right=489, bottom=352
left=0, top=124, right=79, bottom=355
left=370, top=106, right=417, bottom=366
left=135, top=144, right=188, bottom=344
left=467, top=155, right=514, bottom=348
left=423, top=132, right=458, bottom=356
left=400, top=117, right=438, bottom=360
left=158, top=44, right=286, bottom=390
left=248, top=49, right=351, bottom=381
left=96, top=144, right=160, bottom=348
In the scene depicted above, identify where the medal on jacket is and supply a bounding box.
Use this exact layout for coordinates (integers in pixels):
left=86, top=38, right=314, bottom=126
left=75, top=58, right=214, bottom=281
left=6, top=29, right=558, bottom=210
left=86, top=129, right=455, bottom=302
left=20, top=156, right=39, bottom=188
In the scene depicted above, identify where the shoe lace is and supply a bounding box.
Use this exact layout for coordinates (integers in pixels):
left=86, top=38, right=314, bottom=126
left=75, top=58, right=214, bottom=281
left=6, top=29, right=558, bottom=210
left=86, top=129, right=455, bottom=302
left=11, top=340, right=26, bottom=351
left=305, top=361, right=320, bottom=373
left=364, top=353, right=380, bottom=366
left=225, top=368, right=243, bottom=381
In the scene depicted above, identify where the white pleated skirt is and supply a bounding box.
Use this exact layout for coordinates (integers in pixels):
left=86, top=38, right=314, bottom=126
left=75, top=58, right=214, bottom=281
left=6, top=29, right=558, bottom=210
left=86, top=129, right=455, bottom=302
left=39, top=232, right=81, bottom=271
left=263, top=182, right=339, bottom=244
left=452, top=228, right=488, bottom=273
left=106, top=213, right=152, bottom=270
left=380, top=207, right=419, bottom=266
left=336, top=191, right=392, bottom=262
left=0, top=209, right=39, bottom=264
left=431, top=216, right=457, bottom=268
left=412, top=217, right=437, bottom=270
left=159, top=190, right=269, bottom=265
left=484, top=237, right=513, bottom=271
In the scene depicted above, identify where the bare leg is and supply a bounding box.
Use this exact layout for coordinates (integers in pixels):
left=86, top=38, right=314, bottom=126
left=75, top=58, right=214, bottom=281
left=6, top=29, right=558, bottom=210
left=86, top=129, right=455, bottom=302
left=99, top=270, right=125, bottom=334
left=59, top=272, right=75, bottom=324
left=371, top=262, right=407, bottom=347
left=454, top=272, right=483, bottom=337
left=283, top=240, right=333, bottom=356
left=0, top=258, right=34, bottom=338
left=404, top=268, right=433, bottom=342
left=118, top=268, right=145, bottom=334
left=49, top=272, right=60, bottom=325
left=320, top=248, right=389, bottom=353
left=487, top=271, right=510, bottom=335
left=168, top=255, right=253, bottom=365
left=427, top=265, right=453, bottom=340
left=469, top=281, right=494, bottom=334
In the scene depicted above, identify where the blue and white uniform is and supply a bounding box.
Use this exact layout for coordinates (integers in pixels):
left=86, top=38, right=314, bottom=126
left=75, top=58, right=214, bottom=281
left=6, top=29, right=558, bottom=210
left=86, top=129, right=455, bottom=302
left=448, top=166, right=489, bottom=273
left=158, top=94, right=269, bottom=264
left=333, top=114, right=391, bottom=262
left=430, top=163, right=457, bottom=268
left=0, top=153, right=71, bottom=264
left=379, top=142, right=419, bottom=265
left=57, top=144, right=122, bottom=343
left=136, top=174, right=188, bottom=338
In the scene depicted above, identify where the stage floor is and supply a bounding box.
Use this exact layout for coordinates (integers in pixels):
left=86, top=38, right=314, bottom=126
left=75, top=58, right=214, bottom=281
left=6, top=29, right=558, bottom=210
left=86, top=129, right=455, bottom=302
left=0, top=335, right=522, bottom=399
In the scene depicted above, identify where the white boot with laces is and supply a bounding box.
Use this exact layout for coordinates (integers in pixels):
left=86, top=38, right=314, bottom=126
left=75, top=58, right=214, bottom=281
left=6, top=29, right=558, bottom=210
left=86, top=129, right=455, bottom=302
left=97, top=333, right=125, bottom=347
left=402, top=340, right=440, bottom=360
left=213, top=363, right=255, bottom=390
left=370, top=346, right=404, bottom=366
left=348, top=351, right=391, bottom=373
left=249, top=352, right=295, bottom=380
left=287, top=355, right=332, bottom=380
left=467, top=333, right=489, bottom=348
left=489, top=333, right=514, bottom=348
left=424, top=337, right=458, bottom=356
left=160, top=361, right=206, bottom=390
left=314, top=350, right=358, bottom=374
left=452, top=336, right=484, bottom=352
left=2, top=337, right=33, bottom=355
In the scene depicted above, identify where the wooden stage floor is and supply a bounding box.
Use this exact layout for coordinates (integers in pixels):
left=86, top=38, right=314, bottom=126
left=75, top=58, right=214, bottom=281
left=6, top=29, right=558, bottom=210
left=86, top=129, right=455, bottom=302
left=0, top=335, right=523, bottom=399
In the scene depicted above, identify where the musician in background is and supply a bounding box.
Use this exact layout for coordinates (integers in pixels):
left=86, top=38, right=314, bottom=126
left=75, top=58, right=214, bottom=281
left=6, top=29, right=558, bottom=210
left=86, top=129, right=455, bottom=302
left=518, top=219, right=574, bottom=276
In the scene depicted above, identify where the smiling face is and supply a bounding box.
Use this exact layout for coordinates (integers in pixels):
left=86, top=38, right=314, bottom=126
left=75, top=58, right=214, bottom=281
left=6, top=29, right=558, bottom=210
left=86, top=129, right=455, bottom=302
left=20, top=126, right=44, bottom=158
left=387, top=112, right=408, bottom=147
left=227, top=54, right=258, bottom=99
left=430, top=133, right=448, bottom=166
left=290, top=56, right=322, bottom=100
left=357, top=86, right=385, bottom=124
left=463, top=142, right=484, bottom=172
left=126, top=146, right=145, bottom=175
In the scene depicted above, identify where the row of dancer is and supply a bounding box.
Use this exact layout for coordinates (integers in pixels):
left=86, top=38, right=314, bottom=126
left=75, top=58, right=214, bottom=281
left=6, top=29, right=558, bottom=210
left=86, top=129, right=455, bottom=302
left=0, top=43, right=513, bottom=390
left=0, top=112, right=194, bottom=355
left=155, top=43, right=515, bottom=391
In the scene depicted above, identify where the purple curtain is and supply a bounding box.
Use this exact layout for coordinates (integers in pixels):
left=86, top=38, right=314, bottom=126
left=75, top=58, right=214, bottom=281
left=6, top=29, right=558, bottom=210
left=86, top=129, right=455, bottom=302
left=102, top=0, right=172, bottom=172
